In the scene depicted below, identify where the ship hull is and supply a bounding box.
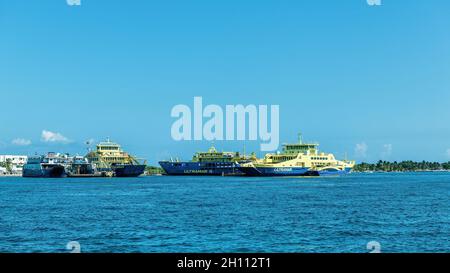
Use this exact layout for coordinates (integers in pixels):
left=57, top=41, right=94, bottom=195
left=113, top=164, right=146, bottom=177
left=159, top=161, right=244, bottom=176
left=239, top=165, right=353, bottom=177
left=238, top=166, right=310, bottom=177
left=22, top=165, right=66, bottom=178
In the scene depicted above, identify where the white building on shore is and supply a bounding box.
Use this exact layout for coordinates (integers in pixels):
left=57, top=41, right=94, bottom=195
left=0, top=155, right=28, bottom=175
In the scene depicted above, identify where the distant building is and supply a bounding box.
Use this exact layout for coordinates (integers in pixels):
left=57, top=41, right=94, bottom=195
left=0, top=155, right=28, bottom=174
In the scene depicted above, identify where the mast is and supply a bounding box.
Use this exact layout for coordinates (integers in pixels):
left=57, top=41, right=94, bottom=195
left=298, top=132, right=303, bottom=144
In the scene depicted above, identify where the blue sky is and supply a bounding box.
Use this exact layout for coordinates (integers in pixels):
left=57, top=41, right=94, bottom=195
left=1, top=0, right=450, bottom=164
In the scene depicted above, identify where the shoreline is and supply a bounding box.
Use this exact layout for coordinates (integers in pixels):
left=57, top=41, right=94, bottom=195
left=353, top=170, right=450, bottom=173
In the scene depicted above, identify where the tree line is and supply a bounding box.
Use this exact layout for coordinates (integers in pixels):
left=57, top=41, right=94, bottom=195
left=354, top=160, right=450, bottom=172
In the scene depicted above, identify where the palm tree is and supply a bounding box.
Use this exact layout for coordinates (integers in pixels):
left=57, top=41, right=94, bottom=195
left=5, top=159, right=13, bottom=174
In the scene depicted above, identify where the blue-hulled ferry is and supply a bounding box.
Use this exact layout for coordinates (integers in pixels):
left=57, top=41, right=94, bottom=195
left=159, top=146, right=255, bottom=176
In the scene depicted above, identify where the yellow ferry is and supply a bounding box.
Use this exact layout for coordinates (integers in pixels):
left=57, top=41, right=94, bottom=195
left=238, top=134, right=355, bottom=176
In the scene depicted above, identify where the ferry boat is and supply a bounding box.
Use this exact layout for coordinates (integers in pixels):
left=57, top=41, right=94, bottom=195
left=238, top=134, right=355, bottom=177
left=159, top=146, right=255, bottom=176
left=86, top=139, right=146, bottom=177
left=22, top=152, right=68, bottom=178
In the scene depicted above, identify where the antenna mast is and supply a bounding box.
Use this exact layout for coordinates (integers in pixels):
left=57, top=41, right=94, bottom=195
left=86, top=139, right=92, bottom=153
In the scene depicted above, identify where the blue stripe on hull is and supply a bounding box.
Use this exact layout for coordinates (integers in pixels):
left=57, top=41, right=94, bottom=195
left=318, top=167, right=353, bottom=176
left=159, top=161, right=243, bottom=176
left=302, top=167, right=354, bottom=176
left=238, top=166, right=309, bottom=176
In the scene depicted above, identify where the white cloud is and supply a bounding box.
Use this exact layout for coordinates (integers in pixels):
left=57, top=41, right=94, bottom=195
left=355, top=142, right=368, bottom=158
left=12, top=138, right=32, bottom=146
left=381, top=144, right=393, bottom=158
left=41, top=130, right=70, bottom=143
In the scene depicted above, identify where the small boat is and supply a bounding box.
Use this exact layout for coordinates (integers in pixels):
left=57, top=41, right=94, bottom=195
left=66, top=156, right=105, bottom=177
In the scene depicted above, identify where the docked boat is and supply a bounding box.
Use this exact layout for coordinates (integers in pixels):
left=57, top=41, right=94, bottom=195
left=22, top=153, right=68, bottom=178
left=66, top=156, right=104, bottom=177
left=159, top=146, right=255, bottom=176
left=86, top=139, right=146, bottom=177
left=238, top=134, right=355, bottom=177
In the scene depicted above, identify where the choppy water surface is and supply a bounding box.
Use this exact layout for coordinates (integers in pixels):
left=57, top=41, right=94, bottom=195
left=1, top=173, right=449, bottom=253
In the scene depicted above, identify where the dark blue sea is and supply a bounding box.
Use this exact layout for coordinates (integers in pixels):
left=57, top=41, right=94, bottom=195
left=1, top=173, right=449, bottom=253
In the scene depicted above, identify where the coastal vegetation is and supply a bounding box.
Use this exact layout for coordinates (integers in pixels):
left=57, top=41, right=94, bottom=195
left=145, top=166, right=165, bottom=175
left=354, top=160, right=450, bottom=172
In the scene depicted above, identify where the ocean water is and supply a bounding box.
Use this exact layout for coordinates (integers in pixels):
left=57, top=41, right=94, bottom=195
left=0, top=173, right=449, bottom=253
